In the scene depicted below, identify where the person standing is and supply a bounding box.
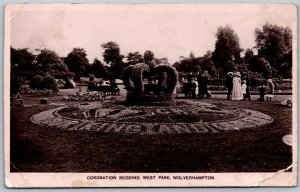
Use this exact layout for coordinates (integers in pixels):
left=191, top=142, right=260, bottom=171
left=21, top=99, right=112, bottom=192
left=200, top=71, right=209, bottom=99
left=242, top=72, right=251, bottom=100
left=241, top=80, right=247, bottom=100
left=258, top=83, right=266, bottom=101
left=187, top=72, right=192, bottom=84
left=225, top=72, right=233, bottom=100
left=231, top=72, right=243, bottom=100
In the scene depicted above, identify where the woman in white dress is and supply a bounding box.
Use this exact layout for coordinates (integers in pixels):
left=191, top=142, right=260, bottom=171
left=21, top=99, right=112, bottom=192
left=231, top=72, right=243, bottom=100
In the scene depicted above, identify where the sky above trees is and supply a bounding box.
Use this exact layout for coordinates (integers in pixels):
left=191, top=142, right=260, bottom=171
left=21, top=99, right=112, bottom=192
left=9, top=4, right=295, bottom=64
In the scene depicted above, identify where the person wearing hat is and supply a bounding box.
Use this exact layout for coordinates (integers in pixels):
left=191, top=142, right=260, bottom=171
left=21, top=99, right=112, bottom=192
left=225, top=72, right=234, bottom=100
left=231, top=71, right=243, bottom=100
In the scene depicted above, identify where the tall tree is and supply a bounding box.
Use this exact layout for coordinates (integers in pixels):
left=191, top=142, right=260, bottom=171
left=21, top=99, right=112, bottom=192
left=255, top=23, right=292, bottom=77
left=10, top=47, right=36, bottom=79
left=126, top=52, right=143, bottom=65
left=92, top=58, right=107, bottom=78
left=244, top=48, right=254, bottom=63
left=11, top=47, right=35, bottom=66
left=200, top=51, right=216, bottom=76
left=248, top=56, right=272, bottom=78
left=36, top=49, right=72, bottom=79
left=212, top=25, right=243, bottom=76
left=64, top=48, right=90, bottom=79
left=101, top=41, right=124, bottom=78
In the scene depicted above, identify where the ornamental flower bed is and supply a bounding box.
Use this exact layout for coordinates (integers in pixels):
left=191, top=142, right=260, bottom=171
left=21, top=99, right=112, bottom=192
left=20, top=86, right=57, bottom=96
left=31, top=100, right=274, bottom=134
left=64, top=91, right=107, bottom=101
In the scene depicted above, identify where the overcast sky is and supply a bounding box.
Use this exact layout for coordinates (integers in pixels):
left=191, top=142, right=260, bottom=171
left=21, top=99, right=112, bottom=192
left=9, top=4, right=295, bottom=64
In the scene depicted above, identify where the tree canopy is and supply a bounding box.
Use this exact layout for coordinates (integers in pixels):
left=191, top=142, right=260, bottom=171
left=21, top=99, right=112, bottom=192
left=64, top=48, right=90, bottom=79
left=92, top=58, right=107, bottom=78
left=101, top=41, right=124, bottom=78
left=212, top=25, right=242, bottom=75
left=11, top=47, right=35, bottom=66
left=36, top=49, right=73, bottom=79
left=126, top=52, right=143, bottom=65
left=255, top=23, right=292, bottom=77
left=10, top=47, right=36, bottom=79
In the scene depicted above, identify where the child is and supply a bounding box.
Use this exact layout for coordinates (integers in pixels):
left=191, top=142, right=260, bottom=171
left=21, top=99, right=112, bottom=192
left=258, top=84, right=266, bottom=101
left=241, top=80, right=247, bottom=100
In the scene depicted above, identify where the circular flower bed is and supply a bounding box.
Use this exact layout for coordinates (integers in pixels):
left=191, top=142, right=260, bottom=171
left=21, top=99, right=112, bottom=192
left=31, top=100, right=273, bottom=135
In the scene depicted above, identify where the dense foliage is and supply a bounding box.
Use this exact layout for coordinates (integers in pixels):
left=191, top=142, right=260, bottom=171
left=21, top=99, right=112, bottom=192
left=212, top=25, right=243, bottom=75
left=35, top=49, right=73, bottom=79
left=91, top=58, right=107, bottom=78
left=29, top=75, right=44, bottom=90
left=174, top=23, right=292, bottom=79
left=64, top=48, right=90, bottom=80
left=29, top=74, right=58, bottom=92
left=101, top=41, right=125, bottom=78
left=255, top=23, right=292, bottom=78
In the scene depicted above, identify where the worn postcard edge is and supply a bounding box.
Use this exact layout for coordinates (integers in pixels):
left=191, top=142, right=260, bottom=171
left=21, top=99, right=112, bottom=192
left=3, top=4, right=298, bottom=188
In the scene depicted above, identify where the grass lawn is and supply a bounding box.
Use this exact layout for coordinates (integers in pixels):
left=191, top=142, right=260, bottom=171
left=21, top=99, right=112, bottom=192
left=10, top=98, right=292, bottom=172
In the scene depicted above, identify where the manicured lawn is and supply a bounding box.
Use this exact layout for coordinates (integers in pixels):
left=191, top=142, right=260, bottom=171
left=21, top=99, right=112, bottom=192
left=10, top=98, right=292, bottom=172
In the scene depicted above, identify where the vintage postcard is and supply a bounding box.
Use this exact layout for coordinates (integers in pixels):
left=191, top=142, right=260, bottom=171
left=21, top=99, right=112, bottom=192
left=4, top=4, right=297, bottom=187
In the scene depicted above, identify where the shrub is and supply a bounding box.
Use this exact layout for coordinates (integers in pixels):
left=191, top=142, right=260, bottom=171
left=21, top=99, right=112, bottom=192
left=121, top=65, right=135, bottom=91
left=153, top=64, right=178, bottom=94
left=143, top=50, right=154, bottom=63
left=42, top=75, right=59, bottom=92
left=40, top=98, right=49, bottom=104
left=30, top=75, right=44, bottom=90
left=131, top=63, right=150, bottom=96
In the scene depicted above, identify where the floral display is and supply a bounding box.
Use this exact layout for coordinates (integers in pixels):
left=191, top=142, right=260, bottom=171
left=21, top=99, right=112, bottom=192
left=31, top=100, right=273, bottom=135
left=64, top=91, right=107, bottom=101
left=20, top=87, right=57, bottom=96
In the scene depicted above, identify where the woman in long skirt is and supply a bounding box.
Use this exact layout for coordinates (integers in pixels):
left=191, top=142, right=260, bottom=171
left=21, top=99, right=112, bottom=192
left=231, top=72, right=243, bottom=100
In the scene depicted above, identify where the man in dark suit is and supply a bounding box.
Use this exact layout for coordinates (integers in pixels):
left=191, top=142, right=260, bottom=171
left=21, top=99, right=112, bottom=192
left=200, top=71, right=209, bottom=99
left=225, top=72, right=233, bottom=100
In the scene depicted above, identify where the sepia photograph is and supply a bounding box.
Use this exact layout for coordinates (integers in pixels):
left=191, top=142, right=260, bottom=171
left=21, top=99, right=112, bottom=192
left=4, top=4, right=297, bottom=187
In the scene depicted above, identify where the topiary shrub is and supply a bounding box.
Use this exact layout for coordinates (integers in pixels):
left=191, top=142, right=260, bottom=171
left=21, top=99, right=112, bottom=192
left=131, top=63, right=150, bottom=96
left=144, top=50, right=154, bottom=63
left=121, top=65, right=135, bottom=91
left=30, top=75, right=44, bottom=90
left=42, top=75, right=59, bottom=92
left=122, top=62, right=178, bottom=104
left=153, top=64, right=178, bottom=94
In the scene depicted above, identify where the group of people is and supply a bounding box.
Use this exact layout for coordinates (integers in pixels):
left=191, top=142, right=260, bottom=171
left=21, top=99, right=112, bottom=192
left=185, top=71, right=210, bottom=99
left=225, top=72, right=250, bottom=101
left=225, top=71, right=275, bottom=101
left=258, top=79, right=275, bottom=101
